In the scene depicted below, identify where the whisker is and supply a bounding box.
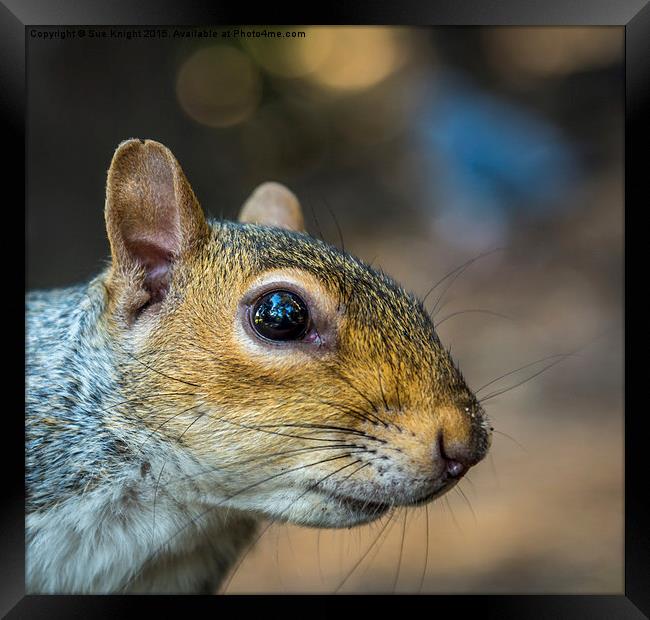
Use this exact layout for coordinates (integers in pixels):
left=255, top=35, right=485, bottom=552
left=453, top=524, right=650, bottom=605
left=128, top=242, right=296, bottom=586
left=418, top=504, right=430, bottom=593
left=491, top=428, right=528, bottom=453
left=307, top=201, right=326, bottom=244
left=326, top=366, right=392, bottom=427
left=225, top=457, right=367, bottom=594
left=152, top=405, right=207, bottom=542
left=322, top=199, right=347, bottom=312
left=325, top=200, right=345, bottom=256
left=316, top=528, right=325, bottom=585
left=338, top=461, right=371, bottom=484
left=157, top=444, right=373, bottom=493
left=305, top=460, right=363, bottom=495
left=480, top=353, right=575, bottom=402
left=462, top=474, right=476, bottom=493
left=334, top=511, right=394, bottom=593
left=221, top=445, right=365, bottom=471
left=99, top=391, right=197, bottom=416
left=478, top=327, right=616, bottom=401
left=202, top=411, right=363, bottom=443
left=421, top=247, right=504, bottom=307
left=434, top=308, right=513, bottom=329
left=122, top=452, right=358, bottom=592
left=220, top=520, right=275, bottom=594
left=255, top=422, right=383, bottom=441
left=454, top=485, right=477, bottom=525
left=488, top=452, right=501, bottom=489
left=363, top=502, right=400, bottom=586
left=388, top=356, right=403, bottom=412
left=377, top=367, right=390, bottom=412
left=120, top=349, right=201, bottom=388
left=307, top=396, right=388, bottom=428
left=137, top=402, right=204, bottom=453
left=475, top=353, right=580, bottom=395
left=190, top=342, right=389, bottom=428
left=391, top=509, right=408, bottom=593
left=443, top=495, right=463, bottom=535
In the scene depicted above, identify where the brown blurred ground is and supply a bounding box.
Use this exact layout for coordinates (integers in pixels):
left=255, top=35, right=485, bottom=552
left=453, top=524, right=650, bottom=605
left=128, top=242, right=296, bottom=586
left=27, top=26, right=623, bottom=593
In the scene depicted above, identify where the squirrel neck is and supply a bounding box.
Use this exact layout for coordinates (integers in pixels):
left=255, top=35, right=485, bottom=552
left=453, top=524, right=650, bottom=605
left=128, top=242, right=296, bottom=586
left=26, top=276, right=259, bottom=593
left=27, top=277, right=118, bottom=511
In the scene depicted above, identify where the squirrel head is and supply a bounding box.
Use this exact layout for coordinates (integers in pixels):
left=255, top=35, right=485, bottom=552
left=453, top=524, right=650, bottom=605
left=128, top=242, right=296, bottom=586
left=103, top=139, right=491, bottom=527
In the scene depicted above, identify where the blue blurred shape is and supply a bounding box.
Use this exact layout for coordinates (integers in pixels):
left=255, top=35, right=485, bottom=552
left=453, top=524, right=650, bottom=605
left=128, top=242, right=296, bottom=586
left=423, top=74, right=580, bottom=215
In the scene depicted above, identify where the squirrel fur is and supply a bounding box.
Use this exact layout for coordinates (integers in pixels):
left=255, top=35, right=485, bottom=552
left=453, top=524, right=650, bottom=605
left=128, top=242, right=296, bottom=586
left=26, top=139, right=491, bottom=593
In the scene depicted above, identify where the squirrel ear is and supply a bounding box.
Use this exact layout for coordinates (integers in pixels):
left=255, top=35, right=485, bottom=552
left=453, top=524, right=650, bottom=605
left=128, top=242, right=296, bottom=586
left=238, top=182, right=305, bottom=232
left=105, top=139, right=209, bottom=316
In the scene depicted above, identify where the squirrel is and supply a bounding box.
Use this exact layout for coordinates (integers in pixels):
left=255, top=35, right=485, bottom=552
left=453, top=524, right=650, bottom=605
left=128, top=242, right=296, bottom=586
left=25, top=138, right=492, bottom=594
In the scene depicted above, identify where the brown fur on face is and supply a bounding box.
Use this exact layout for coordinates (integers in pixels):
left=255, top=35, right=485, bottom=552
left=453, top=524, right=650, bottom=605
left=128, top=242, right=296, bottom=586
left=103, top=139, right=491, bottom=528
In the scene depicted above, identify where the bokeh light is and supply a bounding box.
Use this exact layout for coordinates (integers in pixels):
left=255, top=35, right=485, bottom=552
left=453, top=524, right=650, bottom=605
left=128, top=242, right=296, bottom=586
left=176, top=45, right=262, bottom=127
left=243, top=27, right=334, bottom=78
left=485, top=27, right=622, bottom=79
left=301, top=27, right=409, bottom=93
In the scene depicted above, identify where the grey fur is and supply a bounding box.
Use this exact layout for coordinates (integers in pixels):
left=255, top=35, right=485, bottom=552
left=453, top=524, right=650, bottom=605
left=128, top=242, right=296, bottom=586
left=26, top=275, right=258, bottom=593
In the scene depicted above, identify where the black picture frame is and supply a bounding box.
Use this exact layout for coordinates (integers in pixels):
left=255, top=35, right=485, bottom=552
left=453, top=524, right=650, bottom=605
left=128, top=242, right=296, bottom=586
left=6, top=1, right=645, bottom=617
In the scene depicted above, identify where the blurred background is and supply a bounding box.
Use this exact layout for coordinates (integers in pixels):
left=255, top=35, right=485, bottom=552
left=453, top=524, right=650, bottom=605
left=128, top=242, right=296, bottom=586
left=27, top=26, right=623, bottom=593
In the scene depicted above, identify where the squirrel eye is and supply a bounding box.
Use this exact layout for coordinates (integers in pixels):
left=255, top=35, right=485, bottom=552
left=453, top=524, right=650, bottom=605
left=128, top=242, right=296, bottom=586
left=251, top=290, right=309, bottom=342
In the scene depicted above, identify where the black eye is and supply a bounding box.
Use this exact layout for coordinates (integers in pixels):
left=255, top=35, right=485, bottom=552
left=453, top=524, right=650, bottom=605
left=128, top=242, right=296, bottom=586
left=251, top=290, right=309, bottom=342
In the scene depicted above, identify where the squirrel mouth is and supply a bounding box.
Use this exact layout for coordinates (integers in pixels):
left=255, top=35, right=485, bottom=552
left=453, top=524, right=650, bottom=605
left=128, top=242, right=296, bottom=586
left=318, top=480, right=457, bottom=515
left=406, top=479, right=459, bottom=506
left=317, top=490, right=392, bottom=517
left=309, top=480, right=457, bottom=521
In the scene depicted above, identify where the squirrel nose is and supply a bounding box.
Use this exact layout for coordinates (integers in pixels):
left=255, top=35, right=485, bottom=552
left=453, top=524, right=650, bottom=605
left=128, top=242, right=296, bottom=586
left=437, top=431, right=469, bottom=479
left=445, top=459, right=466, bottom=479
